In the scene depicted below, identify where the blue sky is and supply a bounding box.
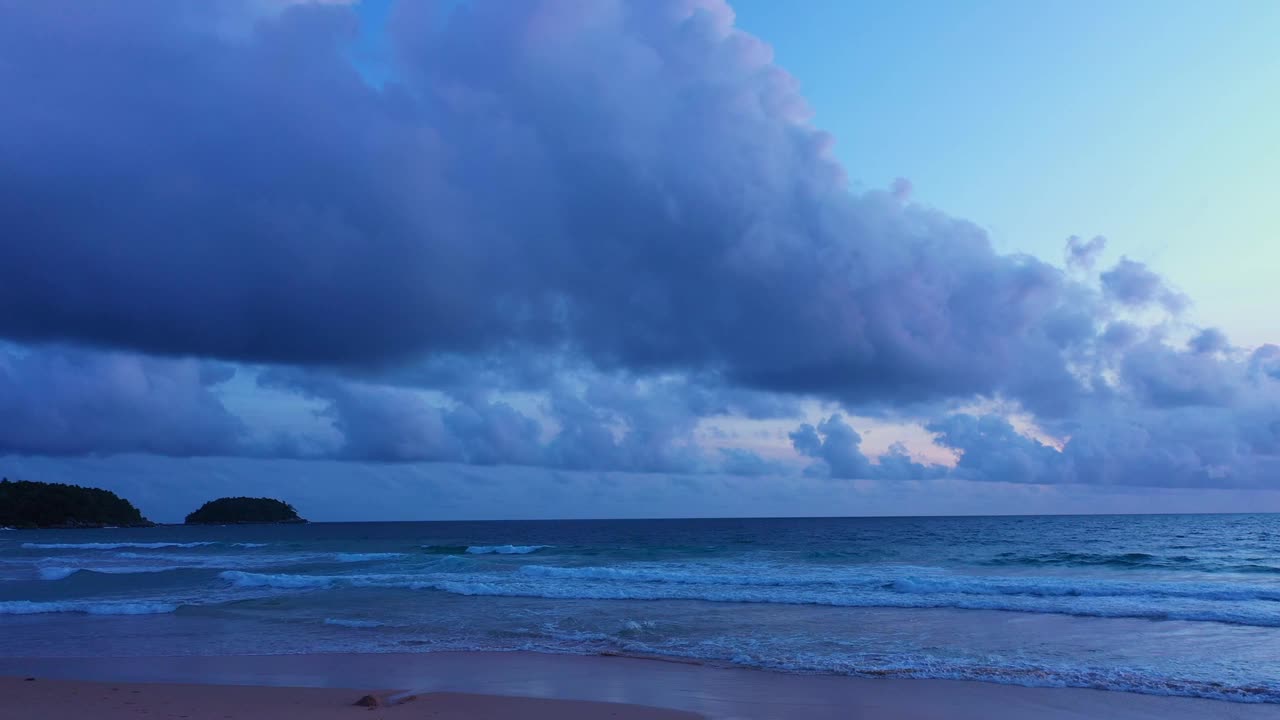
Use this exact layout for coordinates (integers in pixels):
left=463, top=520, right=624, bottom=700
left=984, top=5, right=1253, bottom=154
left=0, top=0, right=1277, bottom=520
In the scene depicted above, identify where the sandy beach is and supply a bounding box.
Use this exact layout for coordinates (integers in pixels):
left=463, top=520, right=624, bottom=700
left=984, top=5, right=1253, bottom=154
left=0, top=677, right=701, bottom=720
left=2, top=652, right=1277, bottom=720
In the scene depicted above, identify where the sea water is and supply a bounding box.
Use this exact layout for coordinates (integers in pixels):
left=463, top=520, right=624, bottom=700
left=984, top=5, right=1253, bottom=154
left=2, top=514, right=1278, bottom=702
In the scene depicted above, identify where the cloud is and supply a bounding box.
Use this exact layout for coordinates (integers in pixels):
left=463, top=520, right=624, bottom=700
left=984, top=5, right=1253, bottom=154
left=1251, top=345, right=1280, bottom=381
left=0, top=345, right=243, bottom=457
left=261, top=366, right=789, bottom=474
left=1064, top=235, right=1106, bottom=270
left=1120, top=339, right=1238, bottom=408
left=0, top=0, right=1100, bottom=413
left=1100, top=258, right=1188, bottom=313
left=0, top=0, right=1275, bottom=494
left=16, top=453, right=1280, bottom=523
left=790, top=414, right=945, bottom=480
left=928, top=414, right=1066, bottom=485
left=1188, top=327, right=1229, bottom=355
left=717, top=448, right=788, bottom=476
left=931, top=348, right=1280, bottom=488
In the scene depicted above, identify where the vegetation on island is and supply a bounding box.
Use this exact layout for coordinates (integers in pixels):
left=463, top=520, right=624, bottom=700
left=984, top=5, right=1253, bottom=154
left=0, top=478, right=153, bottom=529
left=184, top=497, right=306, bottom=525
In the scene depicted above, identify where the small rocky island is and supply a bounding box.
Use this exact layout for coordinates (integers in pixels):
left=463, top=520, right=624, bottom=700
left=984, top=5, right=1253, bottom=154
left=184, top=497, right=307, bottom=525
left=0, top=478, right=153, bottom=529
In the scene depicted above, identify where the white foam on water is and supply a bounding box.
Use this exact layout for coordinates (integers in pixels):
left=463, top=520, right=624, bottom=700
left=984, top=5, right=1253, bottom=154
left=323, top=618, right=384, bottom=628
left=465, top=545, right=549, bottom=555
left=36, top=566, right=77, bottom=580
left=37, top=565, right=194, bottom=580
left=22, top=542, right=215, bottom=550
left=334, top=553, right=407, bottom=562
left=0, top=600, right=178, bottom=615
left=213, top=565, right=1280, bottom=628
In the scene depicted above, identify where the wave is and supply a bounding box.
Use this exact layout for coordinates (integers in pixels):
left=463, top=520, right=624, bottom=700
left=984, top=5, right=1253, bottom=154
left=519, top=563, right=1280, bottom=603
left=21, top=541, right=215, bottom=550
left=986, top=551, right=1168, bottom=568
left=323, top=618, right=384, bottom=628
left=37, top=565, right=194, bottom=580
left=586, top=645, right=1280, bottom=705
left=0, top=600, right=178, bottom=615
left=885, top=575, right=1280, bottom=603
left=274, top=630, right=1276, bottom=705
left=465, top=545, right=549, bottom=555
left=221, top=570, right=336, bottom=588
left=420, top=543, right=550, bottom=556
left=519, top=564, right=820, bottom=586
left=983, top=550, right=1280, bottom=574
left=214, top=567, right=1280, bottom=627
left=334, top=553, right=407, bottom=562
left=429, top=578, right=1280, bottom=627
left=421, top=545, right=470, bottom=554
left=232, top=543, right=269, bottom=549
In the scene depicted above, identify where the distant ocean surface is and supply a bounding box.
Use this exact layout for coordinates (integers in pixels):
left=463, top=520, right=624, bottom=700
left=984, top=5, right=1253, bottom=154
left=2, top=515, right=1279, bottom=703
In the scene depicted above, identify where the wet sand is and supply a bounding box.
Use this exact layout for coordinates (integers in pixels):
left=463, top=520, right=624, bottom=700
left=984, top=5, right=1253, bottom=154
left=1, top=652, right=1277, bottom=719
left=0, top=677, right=702, bottom=719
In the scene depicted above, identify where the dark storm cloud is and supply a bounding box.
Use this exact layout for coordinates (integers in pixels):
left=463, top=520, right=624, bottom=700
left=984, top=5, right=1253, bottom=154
left=257, top=369, right=544, bottom=464
left=0, top=345, right=243, bottom=457
left=0, top=0, right=1276, bottom=490
left=261, top=366, right=774, bottom=473
left=1, top=0, right=1098, bottom=411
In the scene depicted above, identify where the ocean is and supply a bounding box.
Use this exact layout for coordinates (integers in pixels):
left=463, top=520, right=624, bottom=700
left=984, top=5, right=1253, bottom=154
left=2, top=514, right=1278, bottom=703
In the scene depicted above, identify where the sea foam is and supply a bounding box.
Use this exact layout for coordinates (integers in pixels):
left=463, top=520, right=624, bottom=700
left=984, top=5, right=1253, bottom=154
left=323, top=618, right=384, bottom=628
left=465, top=545, right=549, bottom=555
left=37, top=565, right=194, bottom=580
left=22, top=541, right=215, bottom=550
left=0, top=600, right=178, bottom=615
left=334, top=552, right=407, bottom=562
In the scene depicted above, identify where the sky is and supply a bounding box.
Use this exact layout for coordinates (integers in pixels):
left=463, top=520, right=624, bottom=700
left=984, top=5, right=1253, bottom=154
left=1, top=0, right=1278, bottom=522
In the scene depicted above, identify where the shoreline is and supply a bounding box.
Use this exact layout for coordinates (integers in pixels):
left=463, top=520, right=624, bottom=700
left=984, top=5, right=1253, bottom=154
left=1, top=651, right=1276, bottom=719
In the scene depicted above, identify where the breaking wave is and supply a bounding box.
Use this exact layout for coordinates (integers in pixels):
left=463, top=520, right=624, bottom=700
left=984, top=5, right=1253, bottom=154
left=983, top=551, right=1280, bottom=574
left=0, top=600, right=178, bottom=615
left=21, top=542, right=216, bottom=550
left=37, top=565, right=188, bottom=580
left=323, top=618, right=384, bottom=628
left=465, top=545, right=550, bottom=555
left=334, top=553, right=407, bottom=562
left=214, top=564, right=1280, bottom=628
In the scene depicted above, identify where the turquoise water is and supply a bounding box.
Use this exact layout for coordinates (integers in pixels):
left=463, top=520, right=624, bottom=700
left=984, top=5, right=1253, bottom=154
left=2, top=515, right=1279, bottom=702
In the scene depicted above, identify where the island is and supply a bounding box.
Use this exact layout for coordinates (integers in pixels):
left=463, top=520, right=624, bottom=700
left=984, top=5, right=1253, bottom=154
left=184, top=497, right=307, bottom=525
left=0, top=478, right=153, bottom=529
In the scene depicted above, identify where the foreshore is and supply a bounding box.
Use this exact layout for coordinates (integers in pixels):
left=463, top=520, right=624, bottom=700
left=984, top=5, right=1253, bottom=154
left=0, top=677, right=699, bottom=719
left=2, top=652, right=1277, bottom=719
